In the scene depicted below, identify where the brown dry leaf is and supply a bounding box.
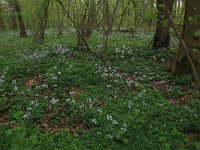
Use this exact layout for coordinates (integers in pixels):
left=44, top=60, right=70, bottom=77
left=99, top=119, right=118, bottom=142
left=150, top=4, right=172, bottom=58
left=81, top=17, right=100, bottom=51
left=70, top=88, right=83, bottom=97
left=169, top=95, right=193, bottom=104
left=0, top=112, right=18, bottom=129
left=151, top=81, right=171, bottom=91
left=24, top=77, right=41, bottom=88
left=37, top=120, right=90, bottom=133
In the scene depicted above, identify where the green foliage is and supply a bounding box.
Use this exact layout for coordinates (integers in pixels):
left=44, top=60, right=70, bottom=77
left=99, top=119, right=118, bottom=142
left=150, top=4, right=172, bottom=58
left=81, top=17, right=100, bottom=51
left=0, top=31, right=199, bottom=150
left=189, top=16, right=198, bottom=24
left=195, top=29, right=200, bottom=37
left=167, top=86, right=184, bottom=99
left=0, top=96, right=9, bottom=112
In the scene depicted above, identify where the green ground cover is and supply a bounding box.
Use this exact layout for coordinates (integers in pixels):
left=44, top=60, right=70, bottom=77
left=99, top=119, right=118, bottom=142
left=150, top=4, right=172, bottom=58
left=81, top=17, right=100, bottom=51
left=0, top=31, right=199, bottom=150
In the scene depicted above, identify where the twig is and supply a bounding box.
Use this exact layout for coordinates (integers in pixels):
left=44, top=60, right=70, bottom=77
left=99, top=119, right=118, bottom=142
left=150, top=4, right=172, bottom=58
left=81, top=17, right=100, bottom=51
left=182, top=0, right=200, bottom=16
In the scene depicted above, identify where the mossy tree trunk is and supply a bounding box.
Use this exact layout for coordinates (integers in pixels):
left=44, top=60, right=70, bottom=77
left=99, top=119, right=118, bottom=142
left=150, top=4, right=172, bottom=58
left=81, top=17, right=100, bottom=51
left=10, top=9, right=18, bottom=30
left=12, top=0, right=27, bottom=37
left=153, top=0, right=174, bottom=49
left=0, top=2, right=5, bottom=31
left=57, top=5, right=64, bottom=36
left=76, top=0, right=99, bottom=49
left=172, top=0, right=200, bottom=74
left=34, top=0, right=50, bottom=43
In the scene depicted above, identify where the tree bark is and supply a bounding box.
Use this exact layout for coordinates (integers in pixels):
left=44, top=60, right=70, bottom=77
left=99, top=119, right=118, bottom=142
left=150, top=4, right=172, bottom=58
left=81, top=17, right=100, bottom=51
left=76, top=0, right=99, bottom=49
left=0, top=2, right=5, bottom=31
left=12, top=0, right=27, bottom=37
left=165, top=1, right=200, bottom=89
left=172, top=0, right=200, bottom=74
left=100, top=0, right=111, bottom=62
left=11, top=10, right=18, bottom=30
left=57, top=5, right=64, bottom=35
left=153, top=0, right=174, bottom=49
left=100, top=0, right=120, bottom=63
left=34, top=0, right=50, bottom=43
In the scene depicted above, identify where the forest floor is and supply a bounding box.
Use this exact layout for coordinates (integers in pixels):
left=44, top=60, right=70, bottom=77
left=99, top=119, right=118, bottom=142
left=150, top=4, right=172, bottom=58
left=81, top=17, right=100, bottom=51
left=0, top=31, right=200, bottom=150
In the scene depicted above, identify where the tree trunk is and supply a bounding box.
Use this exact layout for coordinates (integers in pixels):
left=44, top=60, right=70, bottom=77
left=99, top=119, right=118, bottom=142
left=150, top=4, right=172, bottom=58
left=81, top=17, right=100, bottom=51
left=0, top=2, right=5, bottom=31
left=172, top=0, right=200, bottom=74
left=34, top=0, right=50, bottom=43
left=117, top=1, right=127, bottom=31
left=76, top=0, right=98, bottom=50
left=57, top=5, right=64, bottom=36
left=101, top=0, right=110, bottom=62
left=12, top=0, right=27, bottom=37
left=11, top=10, right=18, bottom=30
left=153, top=0, right=174, bottom=49
left=100, top=0, right=120, bottom=63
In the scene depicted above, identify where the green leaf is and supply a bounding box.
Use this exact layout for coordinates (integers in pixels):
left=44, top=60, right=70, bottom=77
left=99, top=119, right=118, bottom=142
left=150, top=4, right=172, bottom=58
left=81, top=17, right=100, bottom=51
left=195, top=29, right=200, bottom=37
left=30, top=134, right=38, bottom=145
left=123, top=139, right=129, bottom=144
left=13, top=111, right=24, bottom=120
left=194, top=142, right=200, bottom=149
left=5, top=129, right=13, bottom=136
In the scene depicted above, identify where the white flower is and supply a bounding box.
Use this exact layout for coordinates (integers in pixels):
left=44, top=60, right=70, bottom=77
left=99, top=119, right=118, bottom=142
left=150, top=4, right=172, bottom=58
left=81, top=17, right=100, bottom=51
left=128, top=101, right=133, bottom=109
left=92, top=119, right=97, bottom=124
left=52, top=76, right=57, bottom=80
left=23, top=112, right=30, bottom=119
left=50, top=98, right=59, bottom=104
left=66, top=98, right=71, bottom=102
left=107, top=114, right=113, bottom=120
left=107, top=134, right=114, bottom=139
left=121, top=123, right=127, bottom=132
left=69, top=91, right=75, bottom=95
left=12, top=80, right=16, bottom=84
left=41, top=84, right=48, bottom=88
left=107, top=84, right=111, bottom=88
left=97, top=108, right=102, bottom=115
left=27, top=107, right=32, bottom=111
left=112, top=120, right=118, bottom=125
left=14, top=86, right=18, bottom=91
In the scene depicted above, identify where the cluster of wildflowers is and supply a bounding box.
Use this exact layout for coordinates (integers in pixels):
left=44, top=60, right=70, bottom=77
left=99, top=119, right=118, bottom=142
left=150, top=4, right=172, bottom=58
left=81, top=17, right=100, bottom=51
left=22, top=50, right=50, bottom=60
left=106, top=114, right=118, bottom=125
left=115, top=46, right=133, bottom=58
left=0, top=75, right=5, bottom=92
left=52, top=44, right=70, bottom=54
left=23, top=100, right=38, bottom=119
left=134, top=32, right=151, bottom=41
left=96, top=64, right=142, bottom=88
left=50, top=97, right=60, bottom=105
left=0, top=66, right=9, bottom=92
left=21, top=44, right=70, bottom=61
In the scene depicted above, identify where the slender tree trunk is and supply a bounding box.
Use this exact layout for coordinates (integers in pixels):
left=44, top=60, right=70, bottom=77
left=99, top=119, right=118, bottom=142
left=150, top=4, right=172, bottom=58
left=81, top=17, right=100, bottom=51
left=101, top=0, right=110, bottom=62
left=57, top=5, right=64, bottom=36
left=172, top=0, right=200, bottom=74
left=34, top=0, right=50, bottom=43
left=0, top=2, right=5, bottom=31
left=12, top=0, right=27, bottom=37
left=11, top=10, right=18, bottom=30
left=76, top=0, right=99, bottom=50
left=153, top=0, right=174, bottom=49
left=117, top=2, right=127, bottom=31
left=100, top=0, right=120, bottom=63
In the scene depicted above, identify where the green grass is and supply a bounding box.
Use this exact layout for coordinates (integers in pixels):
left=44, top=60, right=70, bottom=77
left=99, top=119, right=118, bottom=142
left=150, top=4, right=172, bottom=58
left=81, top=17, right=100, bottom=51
left=0, top=31, right=199, bottom=150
